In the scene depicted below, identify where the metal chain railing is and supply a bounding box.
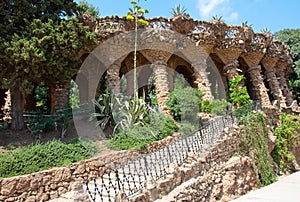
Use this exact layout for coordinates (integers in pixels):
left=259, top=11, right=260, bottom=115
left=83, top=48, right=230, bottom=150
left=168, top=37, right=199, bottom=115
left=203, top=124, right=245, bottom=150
left=85, top=102, right=259, bottom=202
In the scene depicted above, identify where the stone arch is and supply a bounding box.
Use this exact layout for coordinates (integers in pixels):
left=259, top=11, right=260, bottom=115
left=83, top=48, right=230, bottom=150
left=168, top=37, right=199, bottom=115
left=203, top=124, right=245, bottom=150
left=75, top=73, right=89, bottom=104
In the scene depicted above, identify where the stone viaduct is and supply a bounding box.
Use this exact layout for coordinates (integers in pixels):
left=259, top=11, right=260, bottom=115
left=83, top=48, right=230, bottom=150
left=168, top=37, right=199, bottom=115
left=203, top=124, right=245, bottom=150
left=0, top=14, right=297, bottom=113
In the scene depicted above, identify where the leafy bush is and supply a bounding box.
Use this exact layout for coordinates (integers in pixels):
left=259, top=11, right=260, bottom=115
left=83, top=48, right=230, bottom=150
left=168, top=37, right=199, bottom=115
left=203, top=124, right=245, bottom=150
left=27, top=116, right=56, bottom=136
left=201, top=99, right=228, bottom=116
left=239, top=112, right=276, bottom=186
left=228, top=75, right=251, bottom=107
left=0, top=138, right=98, bottom=178
left=211, top=99, right=228, bottom=116
left=271, top=114, right=300, bottom=172
left=166, top=87, right=202, bottom=122
left=178, top=121, right=197, bottom=136
left=108, top=112, right=178, bottom=150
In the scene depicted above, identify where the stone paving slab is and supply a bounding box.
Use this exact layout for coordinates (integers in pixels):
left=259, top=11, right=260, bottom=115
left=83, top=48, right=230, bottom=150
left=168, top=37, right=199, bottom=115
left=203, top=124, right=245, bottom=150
left=231, top=171, right=300, bottom=202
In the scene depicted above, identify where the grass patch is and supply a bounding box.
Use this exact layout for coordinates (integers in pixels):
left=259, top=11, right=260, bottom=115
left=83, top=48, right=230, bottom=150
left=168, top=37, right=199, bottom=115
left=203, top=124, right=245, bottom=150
left=108, top=113, right=178, bottom=151
left=0, top=138, right=98, bottom=178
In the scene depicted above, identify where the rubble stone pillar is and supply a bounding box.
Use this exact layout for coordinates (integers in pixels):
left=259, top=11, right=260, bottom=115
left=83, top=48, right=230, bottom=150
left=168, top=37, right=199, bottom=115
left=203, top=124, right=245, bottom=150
left=152, top=60, right=170, bottom=114
left=247, top=65, right=271, bottom=107
left=105, top=61, right=121, bottom=94
left=224, top=59, right=240, bottom=81
left=264, top=67, right=286, bottom=107
left=125, top=72, right=134, bottom=97
left=192, top=61, right=214, bottom=101
left=50, top=83, right=71, bottom=111
left=167, top=68, right=175, bottom=92
left=278, top=71, right=294, bottom=106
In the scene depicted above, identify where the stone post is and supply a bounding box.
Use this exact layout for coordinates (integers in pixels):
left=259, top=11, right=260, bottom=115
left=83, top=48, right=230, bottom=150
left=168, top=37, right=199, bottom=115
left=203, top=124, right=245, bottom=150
left=167, top=68, right=175, bottom=92
left=50, top=83, right=71, bottom=112
left=105, top=61, right=121, bottom=94
left=125, top=72, right=134, bottom=97
left=224, top=59, right=240, bottom=81
left=264, top=67, right=286, bottom=107
left=192, top=61, right=214, bottom=101
left=278, top=71, right=294, bottom=106
left=276, top=60, right=295, bottom=107
left=152, top=60, right=170, bottom=114
left=247, top=65, right=271, bottom=107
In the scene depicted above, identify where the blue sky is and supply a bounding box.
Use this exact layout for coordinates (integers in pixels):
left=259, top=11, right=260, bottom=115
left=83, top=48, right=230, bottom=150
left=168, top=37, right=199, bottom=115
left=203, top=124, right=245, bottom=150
left=80, top=0, right=300, bottom=33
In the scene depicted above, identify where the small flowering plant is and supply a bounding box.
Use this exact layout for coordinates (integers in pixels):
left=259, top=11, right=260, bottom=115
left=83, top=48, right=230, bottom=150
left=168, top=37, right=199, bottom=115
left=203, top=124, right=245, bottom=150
left=126, top=0, right=149, bottom=26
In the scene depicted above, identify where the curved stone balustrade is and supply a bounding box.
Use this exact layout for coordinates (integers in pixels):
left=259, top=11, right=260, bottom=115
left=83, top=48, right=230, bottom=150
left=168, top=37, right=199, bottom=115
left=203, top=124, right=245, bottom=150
left=247, top=33, right=267, bottom=53
left=81, top=15, right=291, bottom=62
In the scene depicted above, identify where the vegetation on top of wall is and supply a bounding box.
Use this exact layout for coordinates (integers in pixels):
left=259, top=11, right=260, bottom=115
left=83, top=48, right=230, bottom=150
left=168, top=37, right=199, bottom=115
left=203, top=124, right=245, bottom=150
left=271, top=114, right=300, bottom=172
left=239, top=112, right=276, bottom=186
left=0, top=138, right=98, bottom=178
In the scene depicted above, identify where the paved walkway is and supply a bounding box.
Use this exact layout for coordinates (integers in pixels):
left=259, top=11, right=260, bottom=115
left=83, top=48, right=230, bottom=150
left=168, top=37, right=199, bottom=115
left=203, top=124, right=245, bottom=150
left=231, top=171, right=300, bottom=202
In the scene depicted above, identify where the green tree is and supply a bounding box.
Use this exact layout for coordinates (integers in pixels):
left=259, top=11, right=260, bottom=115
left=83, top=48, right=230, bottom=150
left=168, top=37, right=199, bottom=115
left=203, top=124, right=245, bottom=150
left=275, top=29, right=300, bottom=104
left=0, top=0, right=96, bottom=130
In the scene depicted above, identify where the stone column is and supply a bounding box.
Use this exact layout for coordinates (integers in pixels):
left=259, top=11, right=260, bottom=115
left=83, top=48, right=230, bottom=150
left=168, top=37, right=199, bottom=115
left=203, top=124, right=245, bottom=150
left=152, top=60, right=170, bottom=114
left=167, top=68, right=175, bottom=92
left=275, top=60, right=296, bottom=107
left=125, top=72, right=134, bottom=97
left=105, top=61, right=121, bottom=94
left=247, top=65, right=271, bottom=107
left=278, top=71, right=294, bottom=106
left=224, top=59, right=240, bottom=81
left=264, top=67, right=286, bottom=107
left=192, top=61, right=214, bottom=101
left=50, top=83, right=71, bottom=112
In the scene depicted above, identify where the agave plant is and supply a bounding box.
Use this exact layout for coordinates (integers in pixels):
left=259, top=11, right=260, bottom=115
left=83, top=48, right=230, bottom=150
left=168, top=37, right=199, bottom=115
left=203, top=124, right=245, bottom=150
left=89, top=93, right=123, bottom=136
left=90, top=92, right=153, bottom=136
left=211, top=15, right=225, bottom=24
left=115, top=92, right=153, bottom=131
left=171, top=4, right=188, bottom=17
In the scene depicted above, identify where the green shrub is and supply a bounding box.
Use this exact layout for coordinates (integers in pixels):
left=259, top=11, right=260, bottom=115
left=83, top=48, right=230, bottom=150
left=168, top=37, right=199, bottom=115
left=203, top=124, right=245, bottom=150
left=271, top=114, right=300, bottom=172
left=240, top=112, right=276, bottom=186
left=178, top=121, right=197, bottom=136
left=166, top=87, right=202, bottom=122
left=211, top=99, right=228, bottom=116
left=0, top=138, right=98, bottom=178
left=27, top=116, right=55, bottom=136
left=108, top=112, right=178, bottom=150
left=228, top=75, right=251, bottom=107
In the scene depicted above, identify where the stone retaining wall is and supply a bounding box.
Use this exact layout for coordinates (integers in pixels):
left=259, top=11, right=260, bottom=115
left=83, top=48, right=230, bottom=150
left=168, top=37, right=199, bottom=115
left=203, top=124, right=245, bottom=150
left=0, top=134, right=179, bottom=202
left=127, top=125, right=258, bottom=202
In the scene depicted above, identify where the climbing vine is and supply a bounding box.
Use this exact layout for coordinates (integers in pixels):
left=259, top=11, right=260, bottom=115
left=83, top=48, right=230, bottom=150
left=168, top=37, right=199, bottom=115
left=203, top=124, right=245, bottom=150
left=239, top=112, right=276, bottom=186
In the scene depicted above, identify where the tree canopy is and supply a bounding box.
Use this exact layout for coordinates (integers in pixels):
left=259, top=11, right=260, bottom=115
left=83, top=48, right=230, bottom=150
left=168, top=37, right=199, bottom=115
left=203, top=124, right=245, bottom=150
left=275, top=29, right=300, bottom=104
left=0, top=0, right=97, bottom=130
left=76, top=0, right=100, bottom=18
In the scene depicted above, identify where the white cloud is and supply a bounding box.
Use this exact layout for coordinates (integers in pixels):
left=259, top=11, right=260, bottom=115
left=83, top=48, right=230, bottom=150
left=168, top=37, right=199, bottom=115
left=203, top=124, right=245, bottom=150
left=198, top=0, right=226, bottom=19
left=228, top=12, right=238, bottom=21
left=197, top=0, right=239, bottom=23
